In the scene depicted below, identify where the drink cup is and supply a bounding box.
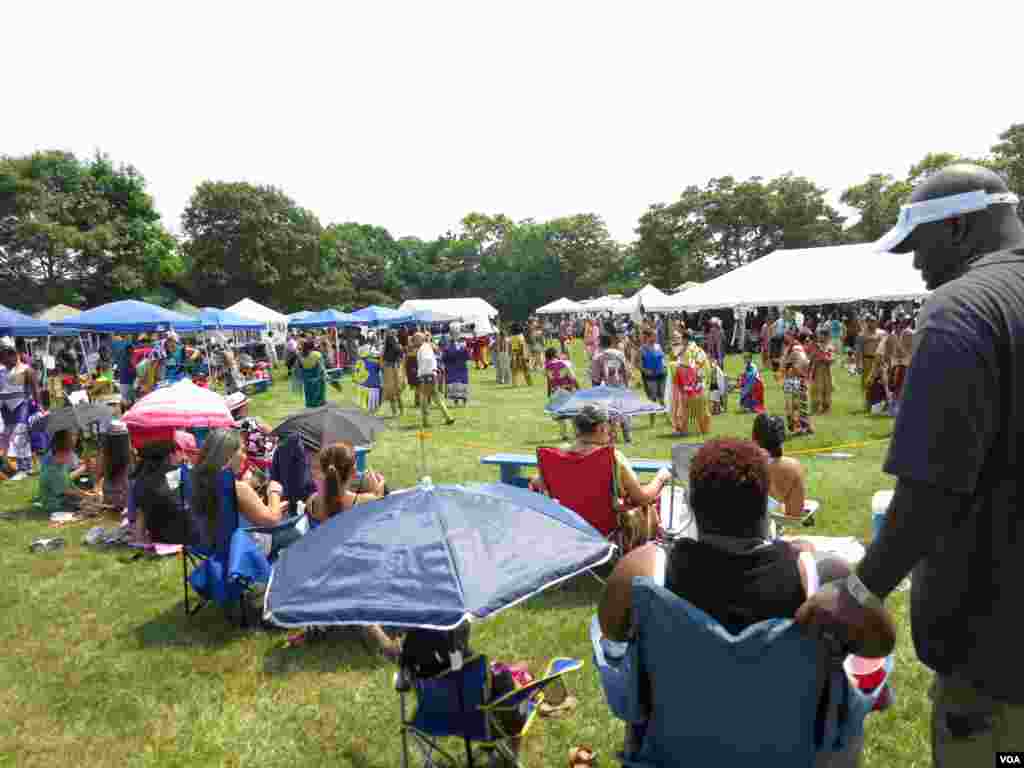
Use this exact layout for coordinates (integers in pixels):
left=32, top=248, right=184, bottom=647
left=844, top=655, right=886, bottom=693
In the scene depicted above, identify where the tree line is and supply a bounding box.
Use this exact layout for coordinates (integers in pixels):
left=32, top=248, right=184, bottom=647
left=2, top=123, right=1021, bottom=320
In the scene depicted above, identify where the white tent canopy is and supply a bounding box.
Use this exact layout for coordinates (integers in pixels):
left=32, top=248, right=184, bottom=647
left=225, top=298, right=290, bottom=333
left=535, top=297, right=581, bottom=315
left=645, top=244, right=930, bottom=312
left=673, top=281, right=701, bottom=293
left=613, top=284, right=670, bottom=315
left=397, top=298, right=499, bottom=335
left=578, top=294, right=623, bottom=312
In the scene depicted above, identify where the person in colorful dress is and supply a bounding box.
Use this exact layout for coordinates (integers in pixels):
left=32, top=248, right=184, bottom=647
left=857, top=315, right=888, bottom=413
left=296, top=338, right=327, bottom=409
left=592, top=333, right=633, bottom=444
left=704, top=317, right=724, bottom=369
left=354, top=345, right=382, bottom=413
left=0, top=337, right=40, bottom=480
left=157, top=331, right=200, bottom=384
left=508, top=323, right=531, bottom=386
left=809, top=326, right=835, bottom=414
left=584, top=317, right=600, bottom=359
left=544, top=347, right=578, bottom=439
left=527, top=320, right=545, bottom=371
left=782, top=329, right=813, bottom=435
left=670, top=331, right=711, bottom=436
left=443, top=334, right=472, bottom=406
left=738, top=351, right=765, bottom=414
left=882, top=315, right=913, bottom=419
left=559, top=317, right=573, bottom=355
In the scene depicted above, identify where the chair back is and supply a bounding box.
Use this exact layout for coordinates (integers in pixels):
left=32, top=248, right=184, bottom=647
left=536, top=446, right=617, bottom=536
left=409, top=654, right=492, bottom=742
left=670, top=442, right=703, bottom=482
left=628, top=578, right=821, bottom=767
left=215, top=468, right=241, bottom=556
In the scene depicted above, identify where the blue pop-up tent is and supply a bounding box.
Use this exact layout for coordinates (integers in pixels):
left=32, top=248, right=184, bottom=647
left=0, top=305, right=50, bottom=337
left=199, top=307, right=265, bottom=331
left=289, top=309, right=360, bottom=329
left=348, top=305, right=415, bottom=328
left=54, top=300, right=201, bottom=334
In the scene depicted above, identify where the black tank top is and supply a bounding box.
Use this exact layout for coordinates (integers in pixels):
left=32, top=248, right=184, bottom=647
left=665, top=539, right=804, bottom=635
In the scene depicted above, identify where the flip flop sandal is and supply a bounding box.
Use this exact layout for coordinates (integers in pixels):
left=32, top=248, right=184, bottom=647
left=540, top=695, right=577, bottom=718
left=568, top=746, right=597, bottom=767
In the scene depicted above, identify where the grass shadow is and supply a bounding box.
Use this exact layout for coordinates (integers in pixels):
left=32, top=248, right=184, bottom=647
left=518, top=570, right=606, bottom=613
left=262, top=627, right=392, bottom=676
left=132, top=600, right=256, bottom=650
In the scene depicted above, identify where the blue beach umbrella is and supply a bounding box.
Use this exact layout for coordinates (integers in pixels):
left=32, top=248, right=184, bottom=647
left=544, top=384, right=665, bottom=418
left=264, top=480, right=615, bottom=629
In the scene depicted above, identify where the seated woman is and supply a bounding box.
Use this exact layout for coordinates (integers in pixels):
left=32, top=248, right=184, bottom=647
left=191, top=428, right=287, bottom=538
left=130, top=439, right=203, bottom=546
left=34, top=429, right=97, bottom=516
left=530, top=405, right=670, bottom=549
left=752, top=414, right=807, bottom=520
left=307, top=441, right=386, bottom=524
left=738, top=352, right=765, bottom=414
left=305, top=441, right=395, bottom=658
left=597, top=439, right=895, bottom=760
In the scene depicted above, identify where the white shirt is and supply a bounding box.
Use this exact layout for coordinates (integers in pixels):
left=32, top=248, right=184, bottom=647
left=417, top=343, right=438, bottom=379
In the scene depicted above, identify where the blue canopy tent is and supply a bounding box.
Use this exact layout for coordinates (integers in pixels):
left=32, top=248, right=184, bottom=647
left=0, top=305, right=50, bottom=337
left=289, top=309, right=359, bottom=329
left=54, top=300, right=202, bottom=334
left=199, top=307, right=265, bottom=331
left=348, top=305, right=415, bottom=328
left=287, top=310, right=314, bottom=322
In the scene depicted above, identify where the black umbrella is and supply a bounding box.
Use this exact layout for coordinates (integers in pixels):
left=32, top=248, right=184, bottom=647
left=33, top=403, right=115, bottom=437
left=271, top=405, right=386, bottom=451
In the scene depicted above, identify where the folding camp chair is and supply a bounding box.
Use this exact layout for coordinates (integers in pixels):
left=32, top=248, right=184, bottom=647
left=397, top=654, right=582, bottom=768
left=591, top=580, right=892, bottom=767
left=663, top=442, right=703, bottom=542
left=769, top=497, right=819, bottom=530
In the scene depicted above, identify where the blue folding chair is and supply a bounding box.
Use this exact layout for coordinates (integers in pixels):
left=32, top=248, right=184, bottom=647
left=591, top=579, right=892, bottom=767
left=397, top=654, right=583, bottom=768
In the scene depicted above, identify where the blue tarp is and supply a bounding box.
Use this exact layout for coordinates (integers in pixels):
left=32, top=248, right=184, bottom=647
left=0, top=305, right=50, bottom=337
left=347, top=305, right=415, bottom=327
left=199, top=307, right=265, bottom=331
left=264, top=481, right=614, bottom=629
left=54, top=300, right=202, bottom=334
left=289, top=309, right=360, bottom=329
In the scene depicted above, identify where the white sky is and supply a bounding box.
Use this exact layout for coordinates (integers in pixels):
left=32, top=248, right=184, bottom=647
left=6, top=2, right=1021, bottom=243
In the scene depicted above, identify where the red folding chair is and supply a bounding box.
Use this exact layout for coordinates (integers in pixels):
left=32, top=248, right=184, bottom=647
left=536, top=446, right=618, bottom=538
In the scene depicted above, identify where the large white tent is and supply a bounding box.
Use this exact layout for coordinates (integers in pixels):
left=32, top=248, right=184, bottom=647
left=645, top=244, right=929, bottom=312
left=225, top=298, right=290, bottom=333
left=578, top=294, right=623, bottom=312
left=613, top=284, right=671, bottom=315
left=535, top=297, right=581, bottom=315
left=397, top=298, right=499, bottom=335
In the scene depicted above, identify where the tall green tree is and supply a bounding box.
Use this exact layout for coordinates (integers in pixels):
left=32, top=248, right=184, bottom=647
left=182, top=181, right=325, bottom=312
left=839, top=173, right=912, bottom=243
left=320, top=222, right=403, bottom=307
left=0, top=150, right=182, bottom=311
left=990, top=123, right=1024, bottom=217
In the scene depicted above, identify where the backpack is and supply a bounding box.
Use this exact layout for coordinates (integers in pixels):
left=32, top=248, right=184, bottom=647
left=400, top=625, right=473, bottom=679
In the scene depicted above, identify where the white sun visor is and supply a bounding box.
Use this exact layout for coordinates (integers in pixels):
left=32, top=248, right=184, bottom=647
left=875, top=190, right=1020, bottom=253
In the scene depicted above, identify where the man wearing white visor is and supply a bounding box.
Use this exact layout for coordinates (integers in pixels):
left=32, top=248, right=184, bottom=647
left=797, top=164, right=1024, bottom=762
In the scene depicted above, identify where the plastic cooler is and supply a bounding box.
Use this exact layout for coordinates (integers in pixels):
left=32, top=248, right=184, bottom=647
left=871, top=490, right=894, bottom=541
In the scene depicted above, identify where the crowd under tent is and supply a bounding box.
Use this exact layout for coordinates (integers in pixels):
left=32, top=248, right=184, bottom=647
left=398, top=298, right=499, bottom=335
left=226, top=298, right=290, bottom=334
left=645, top=244, right=930, bottom=313
left=535, top=297, right=582, bottom=315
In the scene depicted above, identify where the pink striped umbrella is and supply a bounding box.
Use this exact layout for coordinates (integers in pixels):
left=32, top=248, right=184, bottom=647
left=123, top=380, right=235, bottom=431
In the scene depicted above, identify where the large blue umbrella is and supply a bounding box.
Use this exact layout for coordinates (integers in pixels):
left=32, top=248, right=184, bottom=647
left=0, top=305, right=50, bottom=337
left=544, top=384, right=665, bottom=418
left=199, top=307, right=265, bottom=331
left=290, top=309, right=360, bottom=329
left=348, top=305, right=415, bottom=327
left=54, top=300, right=201, bottom=334
left=264, top=480, right=615, bottom=629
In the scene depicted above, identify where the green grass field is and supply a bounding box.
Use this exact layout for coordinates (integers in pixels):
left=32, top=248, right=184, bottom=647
left=0, top=345, right=934, bottom=767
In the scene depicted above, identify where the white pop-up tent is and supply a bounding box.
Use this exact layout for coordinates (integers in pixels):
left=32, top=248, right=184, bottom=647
left=226, top=298, right=290, bottom=333
left=645, top=244, right=930, bottom=312
left=613, top=284, right=671, bottom=315
left=535, top=297, right=581, bottom=315
left=578, top=294, right=623, bottom=312
left=398, top=298, right=500, bottom=335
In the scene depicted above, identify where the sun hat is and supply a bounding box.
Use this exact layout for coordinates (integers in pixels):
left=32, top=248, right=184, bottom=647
left=876, top=189, right=1020, bottom=253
